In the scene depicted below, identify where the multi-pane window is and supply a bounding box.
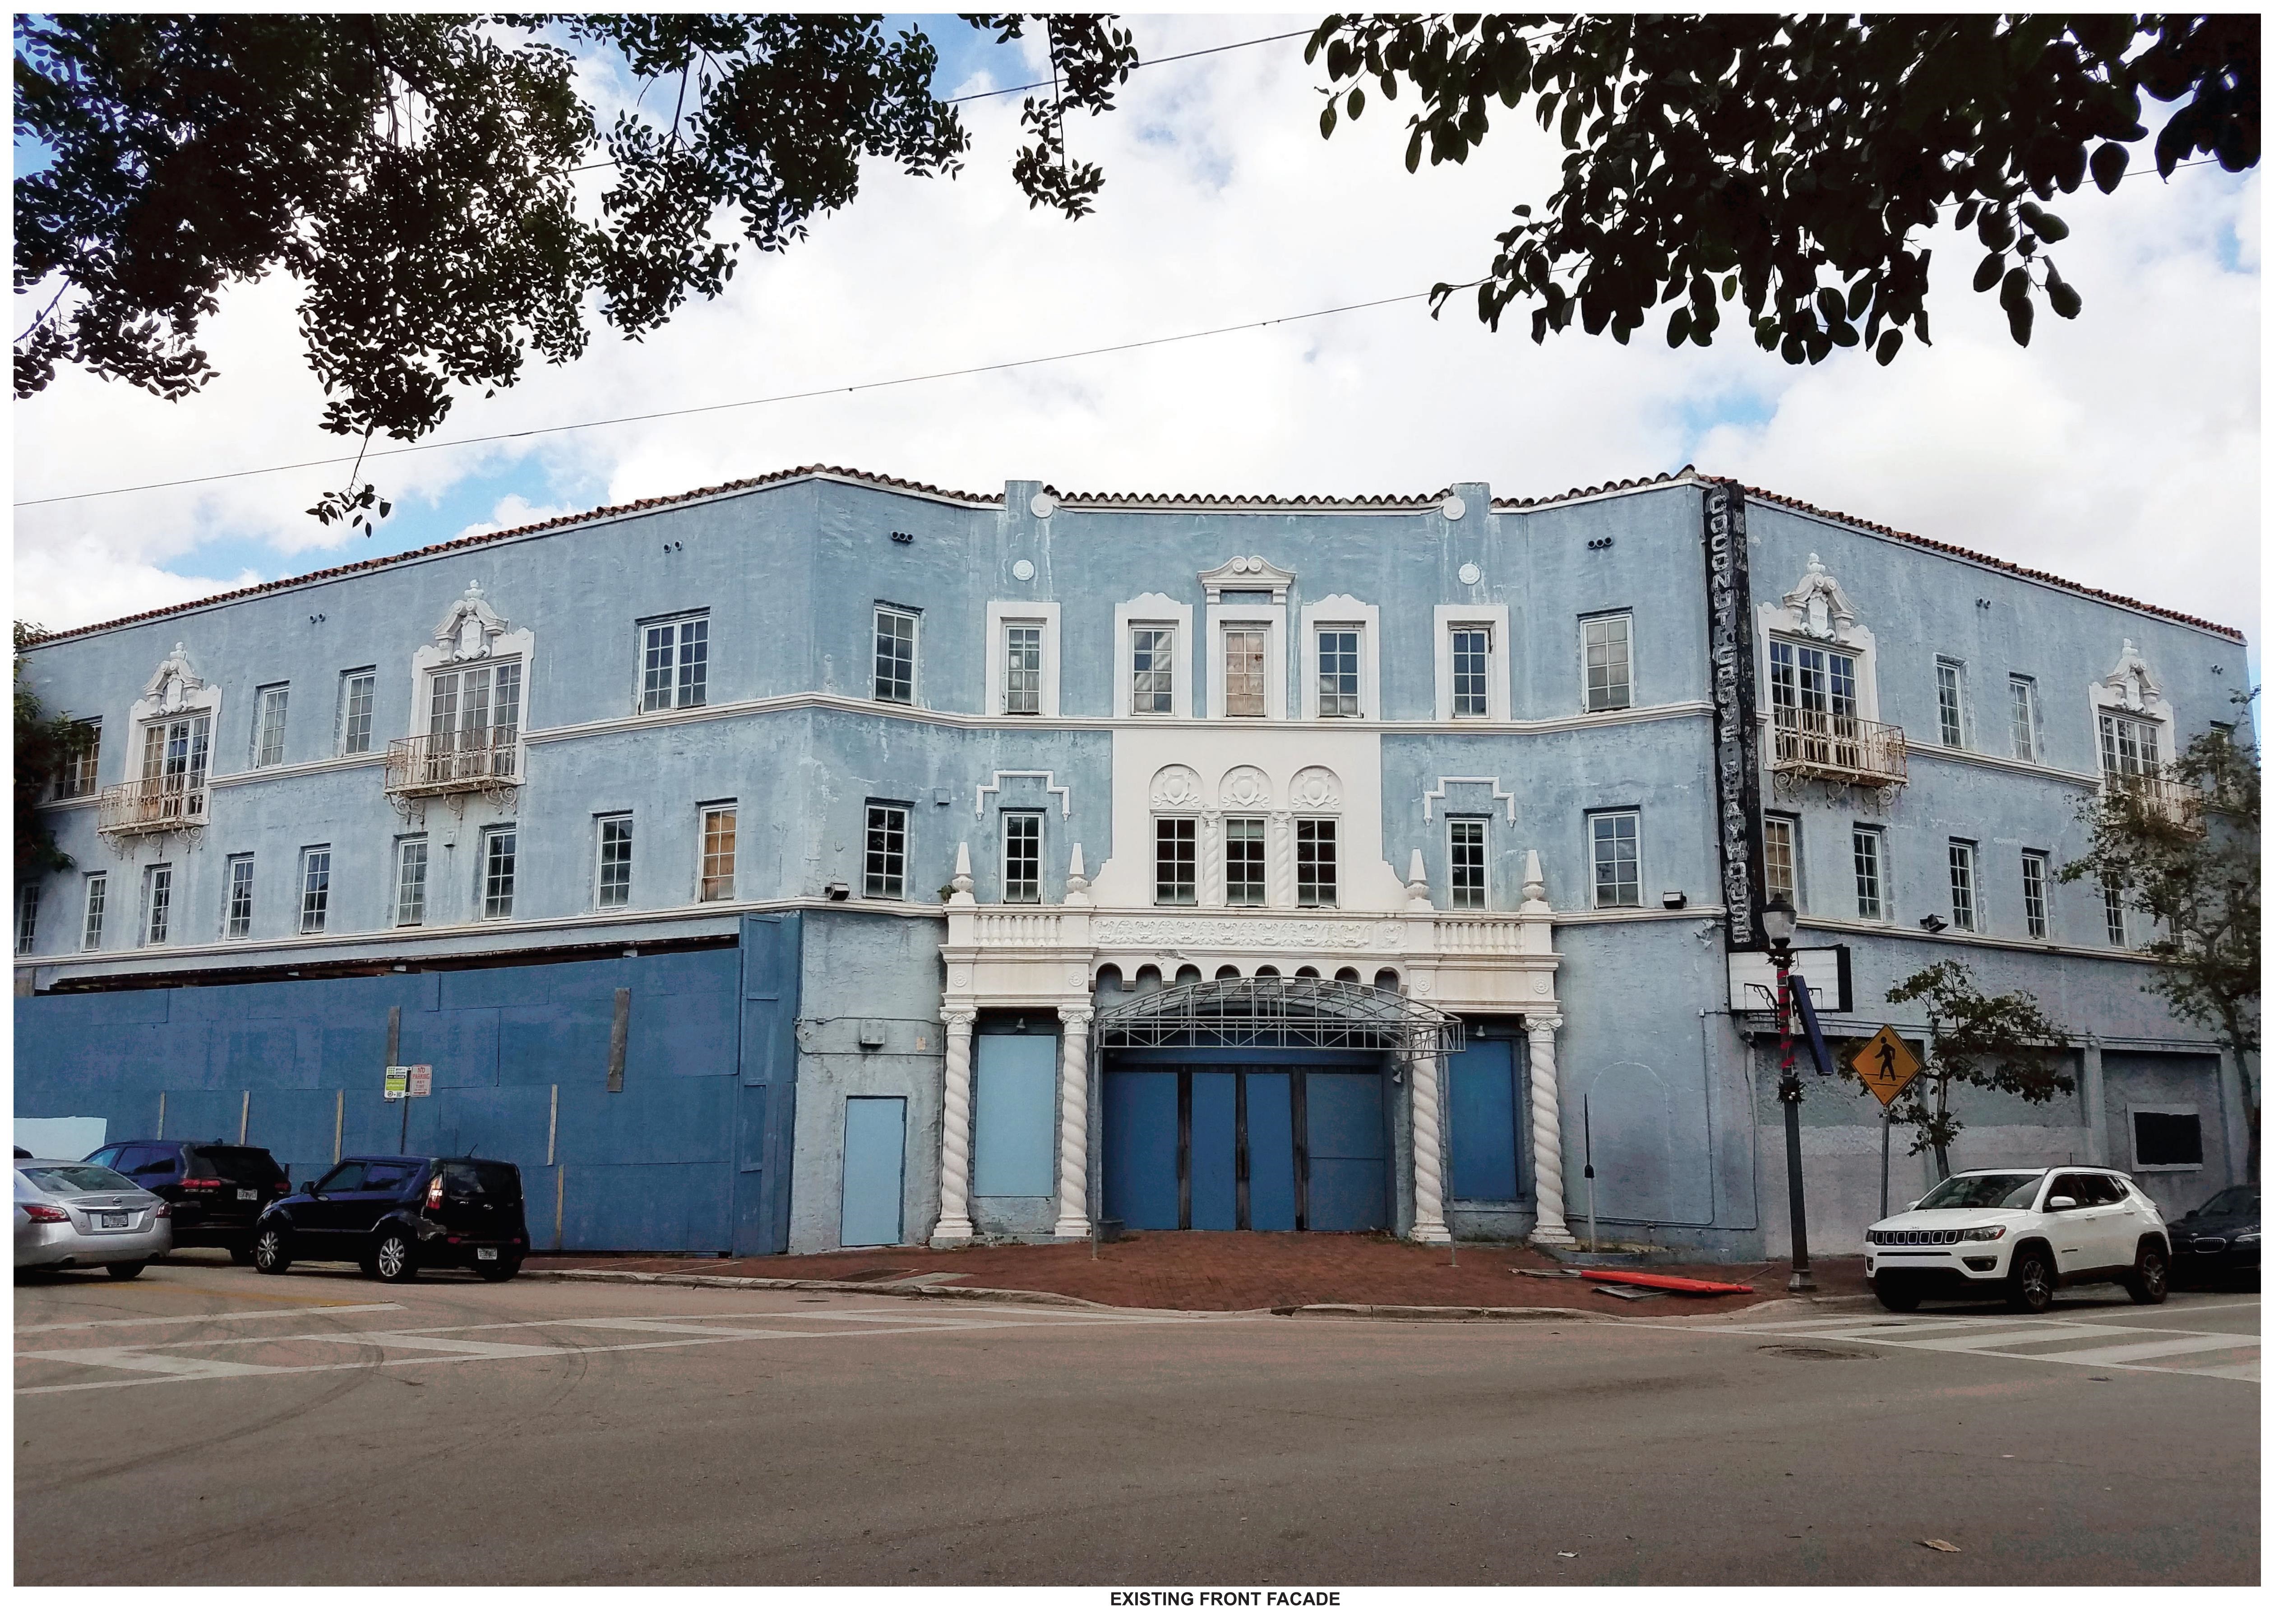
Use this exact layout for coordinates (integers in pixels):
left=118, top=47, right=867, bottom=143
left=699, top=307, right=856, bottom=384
left=482, top=829, right=518, bottom=920
left=1582, top=614, right=1632, bottom=711
left=1589, top=812, right=1641, bottom=908
left=1131, top=626, right=1176, bottom=715
left=339, top=670, right=376, bottom=755
left=1002, top=812, right=1042, bottom=903
left=864, top=803, right=907, bottom=899
left=55, top=720, right=100, bottom=798
left=141, top=713, right=212, bottom=793
left=426, top=657, right=523, bottom=774
left=225, top=855, right=255, bottom=939
left=1224, top=817, right=1266, bottom=906
left=80, top=873, right=106, bottom=952
left=596, top=815, right=634, bottom=909
left=641, top=614, right=709, bottom=712
left=1296, top=819, right=1339, bottom=907
left=1947, top=840, right=1978, bottom=932
left=253, top=684, right=290, bottom=768
left=1317, top=627, right=1361, bottom=718
left=396, top=837, right=429, bottom=927
left=2008, top=676, right=2040, bottom=763
left=2103, top=879, right=2127, bottom=947
left=1852, top=827, right=1886, bottom=920
left=143, top=864, right=173, bottom=946
left=700, top=806, right=737, bottom=903
left=872, top=607, right=916, bottom=705
left=1935, top=659, right=1966, bottom=748
left=2021, top=850, right=2050, bottom=941
left=1003, top=623, right=1042, bottom=715
left=298, top=848, right=331, bottom=933
left=1451, top=626, right=1492, bottom=718
left=2098, top=710, right=2160, bottom=783
left=1222, top=626, right=1268, bottom=717
left=1154, top=818, right=1197, bottom=905
left=15, top=882, right=38, bottom=955
left=1448, top=818, right=1488, bottom=909
left=1763, top=815, right=1799, bottom=908
left=1768, top=640, right=1859, bottom=753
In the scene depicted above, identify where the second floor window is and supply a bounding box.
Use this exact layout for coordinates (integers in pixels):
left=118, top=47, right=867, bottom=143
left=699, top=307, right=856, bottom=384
left=142, top=713, right=211, bottom=791
left=340, top=670, right=376, bottom=755
left=2009, top=675, right=2040, bottom=762
left=298, top=848, right=331, bottom=933
left=15, top=882, right=38, bottom=955
left=1852, top=827, right=1886, bottom=920
left=2103, top=878, right=2126, bottom=947
left=2098, top=710, right=2160, bottom=783
left=225, top=855, right=254, bottom=939
left=55, top=720, right=100, bottom=798
left=873, top=608, right=916, bottom=705
left=254, top=684, right=289, bottom=768
left=2021, top=850, right=2049, bottom=941
left=1589, top=811, right=1640, bottom=908
left=1225, top=817, right=1266, bottom=905
left=1317, top=627, right=1361, bottom=717
left=1003, top=812, right=1042, bottom=903
left=429, top=658, right=523, bottom=747
left=81, top=872, right=106, bottom=952
left=142, top=864, right=172, bottom=946
left=1763, top=815, right=1798, bottom=907
left=642, top=614, right=709, bottom=712
left=396, top=838, right=429, bottom=926
left=1947, top=839, right=1978, bottom=932
left=1448, top=818, right=1487, bottom=909
left=1582, top=614, right=1632, bottom=711
left=1003, top=623, right=1042, bottom=715
left=1451, top=627, right=1492, bottom=717
left=483, top=829, right=518, bottom=919
left=1132, top=626, right=1175, bottom=715
left=864, top=803, right=907, bottom=898
left=1223, top=625, right=1267, bottom=717
left=700, top=806, right=737, bottom=902
left=1154, top=817, right=1197, bottom=905
left=1296, top=819, right=1338, bottom=907
left=596, top=815, right=633, bottom=908
left=1769, top=639, right=1857, bottom=726
left=1936, top=659, right=1966, bottom=748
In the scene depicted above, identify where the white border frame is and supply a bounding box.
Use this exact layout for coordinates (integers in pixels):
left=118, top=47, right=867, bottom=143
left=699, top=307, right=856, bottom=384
left=1433, top=604, right=1511, bottom=722
left=1443, top=813, right=1490, bottom=910
left=1207, top=602, right=1287, bottom=720
left=2126, top=1103, right=2205, bottom=1172
left=1300, top=595, right=1381, bottom=721
left=1577, top=610, right=1636, bottom=714
left=1114, top=594, right=1193, bottom=720
left=984, top=601, right=1062, bottom=719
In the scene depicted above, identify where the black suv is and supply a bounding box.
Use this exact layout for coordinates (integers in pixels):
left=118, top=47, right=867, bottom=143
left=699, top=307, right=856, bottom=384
left=252, top=1157, right=530, bottom=1283
left=88, top=1140, right=292, bottom=1263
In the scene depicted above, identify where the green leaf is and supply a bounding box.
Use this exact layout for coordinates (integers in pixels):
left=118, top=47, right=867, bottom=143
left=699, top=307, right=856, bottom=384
left=2006, top=291, right=2033, bottom=346
left=1321, top=102, right=1337, bottom=139
left=1999, top=266, right=2030, bottom=309
left=1666, top=306, right=1692, bottom=346
left=1721, top=275, right=1737, bottom=300
left=2046, top=272, right=2082, bottom=320
left=1405, top=127, right=1423, bottom=172
left=2090, top=141, right=2128, bottom=194
left=1973, top=251, right=2004, bottom=293
left=1874, top=328, right=1902, bottom=365
left=1346, top=85, right=1364, bottom=120
left=2033, top=211, right=2069, bottom=243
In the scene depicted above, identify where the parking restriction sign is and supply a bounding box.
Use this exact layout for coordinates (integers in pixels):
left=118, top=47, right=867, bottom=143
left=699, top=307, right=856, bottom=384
left=1856, top=1025, right=1923, bottom=1107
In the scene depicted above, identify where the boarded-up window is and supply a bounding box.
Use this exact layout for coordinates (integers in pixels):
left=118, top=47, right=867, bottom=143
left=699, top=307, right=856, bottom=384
left=2132, top=1111, right=2203, bottom=1169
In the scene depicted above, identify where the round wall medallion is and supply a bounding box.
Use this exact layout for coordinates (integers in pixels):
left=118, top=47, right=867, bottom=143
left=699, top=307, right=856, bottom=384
left=1441, top=494, right=1466, bottom=521
left=1030, top=492, right=1058, bottom=518
left=951, top=968, right=971, bottom=988
left=1010, top=558, right=1035, bottom=581
left=1458, top=562, right=1482, bottom=586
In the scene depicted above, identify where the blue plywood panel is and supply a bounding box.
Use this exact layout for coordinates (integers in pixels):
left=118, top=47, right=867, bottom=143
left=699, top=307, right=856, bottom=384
left=397, top=1007, right=500, bottom=1089
left=1306, top=1071, right=1387, bottom=1232
left=841, top=1096, right=907, bottom=1246
left=251, top=1089, right=347, bottom=1184
left=1190, top=1072, right=1238, bottom=1231
left=1103, top=1070, right=1179, bottom=1231
left=1246, top=1073, right=1296, bottom=1232
left=214, top=1022, right=320, bottom=1092
left=318, top=1021, right=391, bottom=1092
left=631, top=992, right=738, bottom=1078
left=498, top=1005, right=612, bottom=1089
left=561, top=1162, right=721, bottom=1252
left=973, top=1033, right=1057, bottom=1197
left=158, top=1088, right=236, bottom=1144
left=433, top=1086, right=549, bottom=1167
left=1448, top=1040, right=1520, bottom=1201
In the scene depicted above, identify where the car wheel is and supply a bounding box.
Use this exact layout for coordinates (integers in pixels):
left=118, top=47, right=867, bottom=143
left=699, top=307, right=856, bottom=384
left=1872, top=1280, right=1922, bottom=1312
left=2005, top=1247, right=2056, bottom=1313
left=2125, top=1241, right=2170, bottom=1305
left=105, top=1260, right=147, bottom=1281
left=252, top=1223, right=291, bottom=1275
left=228, top=1243, right=255, bottom=1267
left=473, top=1257, right=522, bottom=1283
left=372, top=1229, right=419, bottom=1284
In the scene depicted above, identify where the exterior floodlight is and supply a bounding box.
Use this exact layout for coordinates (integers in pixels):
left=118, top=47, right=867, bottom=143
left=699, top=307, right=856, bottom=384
left=1921, top=913, right=1948, bottom=934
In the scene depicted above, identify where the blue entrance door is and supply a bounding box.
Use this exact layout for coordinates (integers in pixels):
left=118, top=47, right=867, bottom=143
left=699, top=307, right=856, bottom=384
left=1447, top=1039, right=1521, bottom=1201
left=840, top=1096, right=906, bottom=1246
left=1245, top=1073, right=1297, bottom=1232
left=1102, top=1070, right=1180, bottom=1231
left=1304, top=1071, right=1388, bottom=1231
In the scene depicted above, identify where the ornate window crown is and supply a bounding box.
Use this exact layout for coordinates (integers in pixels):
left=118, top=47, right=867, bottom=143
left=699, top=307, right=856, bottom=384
left=433, top=579, right=509, bottom=660
left=1780, top=552, right=1860, bottom=641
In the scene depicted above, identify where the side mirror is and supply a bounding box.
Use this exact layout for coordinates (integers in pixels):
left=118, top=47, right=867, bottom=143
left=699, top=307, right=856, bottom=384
left=299, top=1181, right=315, bottom=1195
left=2183, top=1209, right=2199, bottom=1220
left=2047, top=1195, right=2078, bottom=1211
left=1904, top=1200, right=1921, bottom=1211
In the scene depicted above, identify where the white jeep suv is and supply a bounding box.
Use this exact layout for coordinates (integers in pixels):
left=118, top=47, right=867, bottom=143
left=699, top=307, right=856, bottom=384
left=1863, top=1166, right=2171, bottom=1313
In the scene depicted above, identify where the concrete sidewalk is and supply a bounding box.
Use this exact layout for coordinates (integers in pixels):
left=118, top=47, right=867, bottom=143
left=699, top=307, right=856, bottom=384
left=523, top=1231, right=1872, bottom=1315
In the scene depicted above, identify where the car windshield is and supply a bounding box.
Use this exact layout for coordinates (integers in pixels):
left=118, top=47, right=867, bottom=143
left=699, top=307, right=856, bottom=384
left=1918, top=1172, right=2044, bottom=1210
left=2198, top=1186, right=2260, bottom=1221
left=19, top=1164, right=143, bottom=1194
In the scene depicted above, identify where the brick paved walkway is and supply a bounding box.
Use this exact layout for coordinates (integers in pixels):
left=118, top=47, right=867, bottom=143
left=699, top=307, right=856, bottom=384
left=525, top=1232, right=1872, bottom=1315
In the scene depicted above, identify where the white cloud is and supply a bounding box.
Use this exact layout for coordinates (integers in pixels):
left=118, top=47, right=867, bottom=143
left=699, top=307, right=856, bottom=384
left=457, top=494, right=578, bottom=539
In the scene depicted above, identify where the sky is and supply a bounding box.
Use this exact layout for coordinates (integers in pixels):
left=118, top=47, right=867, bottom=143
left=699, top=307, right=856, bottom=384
left=10, top=14, right=2264, bottom=669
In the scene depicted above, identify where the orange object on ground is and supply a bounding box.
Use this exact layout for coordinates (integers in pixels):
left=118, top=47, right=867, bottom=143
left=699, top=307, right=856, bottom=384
left=1578, top=1269, right=1755, bottom=1296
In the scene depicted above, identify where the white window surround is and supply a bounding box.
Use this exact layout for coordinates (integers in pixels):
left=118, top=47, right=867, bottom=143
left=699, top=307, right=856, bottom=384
left=2126, top=1104, right=2205, bottom=1171
left=1299, top=595, right=1382, bottom=721
left=984, top=600, right=1062, bottom=718
left=1579, top=611, right=1635, bottom=712
left=407, top=580, right=534, bottom=760
left=1755, top=552, right=1883, bottom=722
left=1199, top=556, right=1294, bottom=721
left=1114, top=593, right=1195, bottom=720
left=125, top=643, right=224, bottom=786
left=2086, top=638, right=2175, bottom=773
left=1433, top=604, right=1512, bottom=722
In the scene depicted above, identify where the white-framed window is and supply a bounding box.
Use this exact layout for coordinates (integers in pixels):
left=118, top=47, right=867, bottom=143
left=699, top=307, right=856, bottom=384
left=985, top=602, right=1061, bottom=719
left=1295, top=819, right=1338, bottom=907
left=1004, top=624, right=1043, bottom=715
left=2102, top=877, right=2126, bottom=947
left=1131, top=625, right=1177, bottom=715
left=55, top=720, right=100, bottom=799
left=481, top=828, right=518, bottom=920
left=1002, top=811, right=1042, bottom=903
left=1220, top=623, right=1269, bottom=717
left=142, top=863, right=173, bottom=946
left=14, top=881, right=38, bottom=955
left=1434, top=604, right=1511, bottom=721
left=1448, top=817, right=1488, bottom=909
left=1852, top=826, right=1886, bottom=921
left=872, top=606, right=917, bottom=706
left=1299, top=597, right=1380, bottom=720
left=1115, top=594, right=1195, bottom=719
left=1588, top=811, right=1641, bottom=908
left=1770, top=638, right=1859, bottom=731
left=338, top=670, right=376, bottom=756
left=864, top=803, right=907, bottom=899
left=1935, top=658, right=1967, bottom=748
left=426, top=657, right=523, bottom=761
left=1582, top=613, right=1633, bottom=712
left=2008, top=675, right=2041, bottom=763
left=1763, top=814, right=1799, bottom=909
left=2021, top=849, right=2049, bottom=940
left=2130, top=1106, right=2204, bottom=1171
left=2098, top=709, right=2161, bottom=784
left=224, top=854, right=254, bottom=940
left=596, top=814, right=634, bottom=909
left=640, top=612, right=709, bottom=712
left=80, top=872, right=106, bottom=952
left=395, top=837, right=429, bottom=927
left=699, top=804, right=736, bottom=902
left=141, top=713, right=212, bottom=794
left=298, top=847, right=331, bottom=933
left=252, top=683, right=290, bottom=768
left=1947, top=839, right=1978, bottom=932
left=1154, top=817, right=1197, bottom=906
left=1224, top=817, right=1266, bottom=906
left=1315, top=626, right=1362, bottom=717
left=1451, top=626, right=1491, bottom=716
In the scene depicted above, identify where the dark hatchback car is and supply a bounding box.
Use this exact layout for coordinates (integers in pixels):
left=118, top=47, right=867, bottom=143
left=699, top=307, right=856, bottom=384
left=87, top=1140, right=292, bottom=1263
left=2166, top=1184, right=2260, bottom=1288
left=253, top=1156, right=529, bottom=1283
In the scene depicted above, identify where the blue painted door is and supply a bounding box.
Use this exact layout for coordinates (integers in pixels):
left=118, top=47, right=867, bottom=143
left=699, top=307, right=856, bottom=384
left=840, top=1097, right=906, bottom=1247
left=1245, top=1073, right=1297, bottom=1232
left=1448, top=1040, right=1521, bottom=1201
left=1304, top=1071, right=1387, bottom=1232
left=974, top=1033, right=1058, bottom=1197
left=1102, top=1069, right=1179, bottom=1231
left=1190, top=1072, right=1239, bottom=1231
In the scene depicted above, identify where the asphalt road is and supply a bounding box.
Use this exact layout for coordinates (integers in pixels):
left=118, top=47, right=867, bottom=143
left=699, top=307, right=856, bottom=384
left=14, top=1259, right=2260, bottom=1587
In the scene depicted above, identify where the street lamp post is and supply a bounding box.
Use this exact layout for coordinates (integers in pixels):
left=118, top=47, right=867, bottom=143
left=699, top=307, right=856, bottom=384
left=1762, top=893, right=1814, bottom=1294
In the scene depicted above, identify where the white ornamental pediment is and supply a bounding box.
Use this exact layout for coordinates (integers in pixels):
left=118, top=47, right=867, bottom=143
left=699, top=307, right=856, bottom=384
left=1150, top=763, right=1205, bottom=810
left=2099, top=638, right=2161, bottom=711
left=1219, top=765, right=1273, bottom=810
left=433, top=579, right=509, bottom=661
left=1092, top=914, right=1380, bottom=952
left=1781, top=552, right=1860, bottom=641
left=1289, top=765, right=1343, bottom=812
left=1198, top=554, right=1295, bottom=603
left=142, top=643, right=207, bottom=713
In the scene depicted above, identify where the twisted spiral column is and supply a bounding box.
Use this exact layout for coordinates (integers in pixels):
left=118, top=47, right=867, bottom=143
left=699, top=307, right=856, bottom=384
left=1527, top=1016, right=1576, bottom=1247
left=1409, top=1050, right=1451, bottom=1245
left=929, top=1010, right=976, bottom=1246
left=1054, top=1007, right=1093, bottom=1237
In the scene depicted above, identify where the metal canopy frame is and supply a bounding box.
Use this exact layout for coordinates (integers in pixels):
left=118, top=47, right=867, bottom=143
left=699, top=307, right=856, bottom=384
left=1094, top=976, right=1468, bottom=1058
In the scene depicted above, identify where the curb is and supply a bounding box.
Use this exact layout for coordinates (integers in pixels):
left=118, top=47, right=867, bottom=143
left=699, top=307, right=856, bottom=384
left=534, top=1268, right=1102, bottom=1310
left=1271, top=1302, right=1613, bottom=1322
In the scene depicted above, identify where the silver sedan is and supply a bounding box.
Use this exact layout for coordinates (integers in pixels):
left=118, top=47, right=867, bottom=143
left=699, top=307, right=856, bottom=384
left=14, top=1161, right=173, bottom=1279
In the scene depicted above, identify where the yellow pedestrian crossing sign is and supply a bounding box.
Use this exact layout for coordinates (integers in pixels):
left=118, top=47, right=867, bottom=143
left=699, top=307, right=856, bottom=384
left=1856, top=1025, right=1922, bottom=1107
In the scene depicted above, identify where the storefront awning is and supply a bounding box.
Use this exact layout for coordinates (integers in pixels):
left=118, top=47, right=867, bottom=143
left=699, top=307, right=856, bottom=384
left=1094, top=975, right=1469, bottom=1058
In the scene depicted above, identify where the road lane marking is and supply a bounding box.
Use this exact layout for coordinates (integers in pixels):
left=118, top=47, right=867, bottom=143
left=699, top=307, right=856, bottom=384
left=18, top=1304, right=404, bottom=1334
left=2025, top=1334, right=2261, bottom=1368
left=300, top=1332, right=574, bottom=1359
left=1883, top=1326, right=2174, bottom=1352
left=1656, top=1308, right=2260, bottom=1382
left=22, top=1348, right=294, bottom=1379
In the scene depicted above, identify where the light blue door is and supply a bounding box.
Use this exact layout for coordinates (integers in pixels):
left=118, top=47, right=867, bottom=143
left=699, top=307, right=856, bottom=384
left=973, top=1033, right=1057, bottom=1196
left=1448, top=1040, right=1520, bottom=1201
left=1103, top=1069, right=1179, bottom=1231
left=1190, top=1072, right=1238, bottom=1231
left=841, top=1096, right=906, bottom=1246
left=1245, top=1073, right=1297, bottom=1232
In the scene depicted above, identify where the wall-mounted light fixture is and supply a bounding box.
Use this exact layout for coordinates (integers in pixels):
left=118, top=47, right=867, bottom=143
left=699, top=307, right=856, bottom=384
left=1661, top=890, right=1687, bottom=909
left=823, top=881, right=851, bottom=902
left=891, top=531, right=915, bottom=545
left=1586, top=535, right=1615, bottom=551
left=1920, top=913, right=1948, bottom=933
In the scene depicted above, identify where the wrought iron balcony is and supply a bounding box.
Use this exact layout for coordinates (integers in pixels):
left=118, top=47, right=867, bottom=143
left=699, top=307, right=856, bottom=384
left=384, top=727, right=522, bottom=802
left=2101, top=769, right=2202, bottom=828
left=97, top=775, right=208, bottom=837
left=1770, top=708, right=1908, bottom=787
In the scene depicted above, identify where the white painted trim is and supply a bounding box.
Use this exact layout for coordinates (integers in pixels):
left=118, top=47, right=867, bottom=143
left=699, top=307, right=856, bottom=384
left=1433, top=604, right=1512, bottom=722
left=1421, top=776, right=1516, bottom=823
left=1206, top=600, right=1287, bottom=720
left=2123, top=1103, right=2205, bottom=1171
left=1897, top=738, right=2098, bottom=788
left=975, top=770, right=1071, bottom=819
left=1113, top=594, right=1193, bottom=720
left=983, top=600, right=1062, bottom=719
left=1299, top=595, right=1381, bottom=721
left=1577, top=609, right=1635, bottom=714
left=1932, top=655, right=1973, bottom=750
left=2085, top=639, right=2176, bottom=778
left=1755, top=604, right=1883, bottom=724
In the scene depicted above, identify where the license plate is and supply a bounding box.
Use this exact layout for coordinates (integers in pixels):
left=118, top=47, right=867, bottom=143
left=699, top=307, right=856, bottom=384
left=477, top=1248, right=498, bottom=1261
left=238, top=1188, right=260, bottom=1201
left=99, top=1211, right=131, bottom=1229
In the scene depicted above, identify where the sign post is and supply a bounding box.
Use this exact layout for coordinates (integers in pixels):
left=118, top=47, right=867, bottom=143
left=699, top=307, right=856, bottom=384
left=1856, top=1026, right=1923, bottom=1218
left=1582, top=1094, right=1598, bottom=1253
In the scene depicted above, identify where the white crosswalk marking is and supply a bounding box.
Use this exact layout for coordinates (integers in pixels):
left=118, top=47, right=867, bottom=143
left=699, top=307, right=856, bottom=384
left=1660, top=1306, right=2260, bottom=1382
left=24, top=1348, right=279, bottom=1379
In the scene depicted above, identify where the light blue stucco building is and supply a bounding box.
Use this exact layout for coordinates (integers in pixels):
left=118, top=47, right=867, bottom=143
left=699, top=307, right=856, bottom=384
left=14, top=465, right=2256, bottom=1260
